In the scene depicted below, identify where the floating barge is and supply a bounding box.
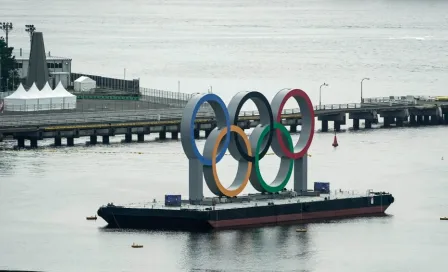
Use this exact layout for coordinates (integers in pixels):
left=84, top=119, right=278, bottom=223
left=97, top=189, right=394, bottom=231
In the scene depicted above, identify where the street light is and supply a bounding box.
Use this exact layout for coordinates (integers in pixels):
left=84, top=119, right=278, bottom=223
left=0, top=22, right=13, bottom=47
left=361, top=77, right=370, bottom=103
left=319, top=82, right=329, bottom=107
left=25, top=24, right=36, bottom=47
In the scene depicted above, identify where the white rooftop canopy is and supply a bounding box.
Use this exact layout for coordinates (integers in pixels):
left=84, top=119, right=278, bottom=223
left=3, top=81, right=77, bottom=112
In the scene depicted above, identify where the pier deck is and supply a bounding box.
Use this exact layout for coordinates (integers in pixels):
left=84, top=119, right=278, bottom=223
left=0, top=96, right=447, bottom=148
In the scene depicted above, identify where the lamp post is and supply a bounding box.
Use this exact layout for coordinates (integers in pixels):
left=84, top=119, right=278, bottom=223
left=0, top=22, right=13, bottom=47
left=25, top=24, right=36, bottom=47
left=361, top=77, right=370, bottom=103
left=319, top=82, right=329, bottom=107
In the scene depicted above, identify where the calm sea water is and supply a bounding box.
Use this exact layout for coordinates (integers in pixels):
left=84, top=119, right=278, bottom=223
left=1, top=0, right=448, bottom=271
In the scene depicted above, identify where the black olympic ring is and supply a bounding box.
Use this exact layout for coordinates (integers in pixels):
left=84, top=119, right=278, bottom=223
left=227, top=91, right=274, bottom=163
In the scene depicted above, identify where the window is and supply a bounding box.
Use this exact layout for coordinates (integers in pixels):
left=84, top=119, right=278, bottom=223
left=15, top=63, right=23, bottom=69
left=46, top=62, right=63, bottom=69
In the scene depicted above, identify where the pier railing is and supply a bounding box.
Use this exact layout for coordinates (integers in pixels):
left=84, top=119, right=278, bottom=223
left=139, top=87, right=193, bottom=108
left=70, top=73, right=140, bottom=93
left=1, top=100, right=178, bottom=114
left=314, top=103, right=360, bottom=111
left=363, top=96, right=417, bottom=105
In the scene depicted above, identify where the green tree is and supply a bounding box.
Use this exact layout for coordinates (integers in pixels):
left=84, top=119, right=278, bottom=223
left=0, top=37, right=20, bottom=92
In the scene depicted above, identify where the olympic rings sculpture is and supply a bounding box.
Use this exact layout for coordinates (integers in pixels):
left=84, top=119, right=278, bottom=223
left=180, top=89, right=315, bottom=198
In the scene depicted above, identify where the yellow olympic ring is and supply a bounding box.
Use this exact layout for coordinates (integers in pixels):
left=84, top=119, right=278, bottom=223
left=210, top=125, right=252, bottom=197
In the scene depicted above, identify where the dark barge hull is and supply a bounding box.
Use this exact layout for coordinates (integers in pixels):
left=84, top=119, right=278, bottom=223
left=97, top=194, right=394, bottom=231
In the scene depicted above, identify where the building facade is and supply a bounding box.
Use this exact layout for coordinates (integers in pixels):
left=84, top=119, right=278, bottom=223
left=12, top=49, right=72, bottom=89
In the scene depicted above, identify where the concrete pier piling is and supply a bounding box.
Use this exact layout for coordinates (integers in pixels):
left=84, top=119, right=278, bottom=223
left=30, top=139, right=38, bottom=148
left=409, top=115, right=416, bottom=125
left=194, top=129, right=200, bottom=139
left=334, top=121, right=341, bottom=132
left=90, top=136, right=97, bottom=144
left=137, top=134, right=144, bottom=142
left=321, top=120, right=328, bottom=132
left=352, top=119, right=360, bottom=130
left=17, top=138, right=25, bottom=148
left=365, top=120, right=372, bottom=129
left=67, top=137, right=74, bottom=146
left=54, top=137, right=62, bottom=146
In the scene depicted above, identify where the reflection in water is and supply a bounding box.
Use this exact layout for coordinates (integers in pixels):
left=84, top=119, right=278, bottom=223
left=0, top=146, right=52, bottom=177
left=27, top=151, right=48, bottom=177
left=0, top=151, right=16, bottom=176
left=182, top=226, right=315, bottom=272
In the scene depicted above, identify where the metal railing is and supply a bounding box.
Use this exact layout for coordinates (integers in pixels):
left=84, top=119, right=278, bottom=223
left=139, top=87, right=193, bottom=108
left=314, top=103, right=361, bottom=111
left=0, top=112, right=214, bottom=128
left=71, top=73, right=139, bottom=93
left=4, top=103, right=77, bottom=112
left=363, top=96, right=417, bottom=105
left=0, top=99, right=186, bottom=114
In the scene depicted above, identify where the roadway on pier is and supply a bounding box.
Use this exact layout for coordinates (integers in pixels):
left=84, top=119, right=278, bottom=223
left=0, top=102, right=415, bottom=131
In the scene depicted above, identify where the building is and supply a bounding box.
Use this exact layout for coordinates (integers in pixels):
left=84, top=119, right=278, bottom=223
left=12, top=48, right=72, bottom=89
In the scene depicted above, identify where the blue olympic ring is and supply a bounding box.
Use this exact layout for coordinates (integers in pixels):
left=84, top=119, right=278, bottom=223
left=182, top=93, right=231, bottom=166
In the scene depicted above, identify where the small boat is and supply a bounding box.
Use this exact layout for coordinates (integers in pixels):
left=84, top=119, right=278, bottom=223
left=131, top=243, right=143, bottom=248
left=296, top=228, right=307, bottom=232
left=440, top=217, right=448, bottom=221
left=86, top=215, right=97, bottom=220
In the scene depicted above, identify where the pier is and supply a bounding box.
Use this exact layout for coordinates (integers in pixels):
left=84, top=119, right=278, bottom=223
left=318, top=96, right=448, bottom=131
left=4, top=30, right=446, bottom=149
left=0, top=95, right=447, bottom=148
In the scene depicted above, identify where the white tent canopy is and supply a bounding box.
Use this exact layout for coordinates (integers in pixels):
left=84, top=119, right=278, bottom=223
left=53, top=81, right=77, bottom=109
left=23, top=83, right=40, bottom=111
left=4, top=83, right=30, bottom=111
left=26, top=83, right=40, bottom=98
left=40, top=82, right=53, bottom=97
left=74, top=76, right=96, bottom=92
left=38, top=82, right=53, bottom=110
left=5, top=83, right=28, bottom=99
left=3, top=81, right=77, bottom=112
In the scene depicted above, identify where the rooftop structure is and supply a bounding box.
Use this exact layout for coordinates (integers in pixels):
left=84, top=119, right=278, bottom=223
left=13, top=49, right=72, bottom=62
left=11, top=42, right=72, bottom=89
left=25, top=32, right=49, bottom=90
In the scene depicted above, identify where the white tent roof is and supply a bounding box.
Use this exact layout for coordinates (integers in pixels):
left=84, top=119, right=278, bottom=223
left=40, top=82, right=54, bottom=98
left=27, top=83, right=41, bottom=98
left=74, top=76, right=95, bottom=83
left=5, top=83, right=29, bottom=99
left=54, top=81, right=75, bottom=97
